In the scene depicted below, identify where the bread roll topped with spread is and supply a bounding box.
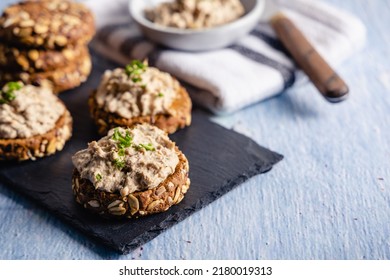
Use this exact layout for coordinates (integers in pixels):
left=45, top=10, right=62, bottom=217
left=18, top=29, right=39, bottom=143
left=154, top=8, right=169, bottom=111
left=0, top=81, right=72, bottom=160
left=89, top=60, right=191, bottom=135
left=72, top=123, right=190, bottom=219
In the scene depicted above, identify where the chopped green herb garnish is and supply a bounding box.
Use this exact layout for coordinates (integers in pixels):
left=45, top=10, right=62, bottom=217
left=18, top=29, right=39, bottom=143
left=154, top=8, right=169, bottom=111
left=112, top=128, right=133, bottom=150
left=113, top=158, right=126, bottom=170
left=5, top=81, right=23, bottom=91
left=0, top=81, right=22, bottom=104
left=126, top=60, right=146, bottom=73
left=118, top=149, right=125, bottom=157
left=112, top=128, right=133, bottom=167
left=95, top=173, right=102, bottom=181
left=134, top=143, right=156, bottom=151
left=125, top=60, right=147, bottom=83
left=157, top=92, right=164, bottom=97
left=132, top=77, right=142, bottom=83
left=0, top=92, right=15, bottom=104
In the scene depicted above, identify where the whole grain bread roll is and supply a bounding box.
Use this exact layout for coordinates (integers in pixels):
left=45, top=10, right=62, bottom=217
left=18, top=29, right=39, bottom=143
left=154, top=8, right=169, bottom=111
left=0, top=82, right=72, bottom=161
left=0, top=0, right=95, bottom=49
left=0, top=42, right=88, bottom=73
left=71, top=124, right=190, bottom=219
left=89, top=60, right=192, bottom=135
left=0, top=50, right=92, bottom=94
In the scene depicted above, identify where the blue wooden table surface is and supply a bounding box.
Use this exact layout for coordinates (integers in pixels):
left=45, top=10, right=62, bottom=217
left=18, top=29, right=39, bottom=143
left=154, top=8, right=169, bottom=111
left=0, top=0, right=389, bottom=260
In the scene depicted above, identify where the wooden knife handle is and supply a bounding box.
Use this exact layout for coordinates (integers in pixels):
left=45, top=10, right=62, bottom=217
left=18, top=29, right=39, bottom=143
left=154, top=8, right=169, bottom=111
left=271, top=13, right=349, bottom=102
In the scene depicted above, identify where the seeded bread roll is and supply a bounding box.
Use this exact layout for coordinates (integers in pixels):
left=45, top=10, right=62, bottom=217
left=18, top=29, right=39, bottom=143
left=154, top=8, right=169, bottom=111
left=0, top=82, right=73, bottom=161
left=0, top=0, right=95, bottom=49
left=0, top=43, right=88, bottom=73
left=89, top=60, right=192, bottom=135
left=71, top=124, right=190, bottom=219
left=0, top=51, right=92, bottom=93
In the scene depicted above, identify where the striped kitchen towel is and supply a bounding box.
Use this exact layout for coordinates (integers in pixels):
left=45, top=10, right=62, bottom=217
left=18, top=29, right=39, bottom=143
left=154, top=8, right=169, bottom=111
left=84, top=0, right=366, bottom=115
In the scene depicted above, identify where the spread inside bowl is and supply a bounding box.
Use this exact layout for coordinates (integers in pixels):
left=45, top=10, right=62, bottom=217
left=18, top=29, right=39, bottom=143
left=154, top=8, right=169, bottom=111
left=145, top=0, right=245, bottom=29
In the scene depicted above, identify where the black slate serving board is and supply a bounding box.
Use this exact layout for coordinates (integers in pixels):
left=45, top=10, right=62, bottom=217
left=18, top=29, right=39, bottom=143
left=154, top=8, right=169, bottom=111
left=0, top=53, right=283, bottom=254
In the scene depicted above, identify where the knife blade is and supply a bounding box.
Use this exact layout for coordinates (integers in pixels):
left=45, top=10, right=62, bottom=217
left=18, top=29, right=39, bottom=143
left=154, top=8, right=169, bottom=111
left=261, top=0, right=349, bottom=103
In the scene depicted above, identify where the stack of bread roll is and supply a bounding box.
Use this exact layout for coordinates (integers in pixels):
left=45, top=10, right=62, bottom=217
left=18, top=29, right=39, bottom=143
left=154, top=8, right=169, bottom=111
left=0, top=0, right=95, bottom=93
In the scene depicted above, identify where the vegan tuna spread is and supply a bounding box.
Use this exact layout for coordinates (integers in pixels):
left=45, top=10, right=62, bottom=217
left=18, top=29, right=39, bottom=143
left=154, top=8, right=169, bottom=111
left=0, top=82, right=65, bottom=139
left=89, top=60, right=192, bottom=135
left=0, top=81, right=73, bottom=161
left=72, top=123, right=190, bottom=218
left=95, top=61, right=178, bottom=119
left=145, top=0, right=245, bottom=29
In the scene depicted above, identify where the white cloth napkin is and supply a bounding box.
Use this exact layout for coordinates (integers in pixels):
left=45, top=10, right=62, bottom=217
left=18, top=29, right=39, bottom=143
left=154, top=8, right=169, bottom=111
left=84, top=0, right=366, bottom=115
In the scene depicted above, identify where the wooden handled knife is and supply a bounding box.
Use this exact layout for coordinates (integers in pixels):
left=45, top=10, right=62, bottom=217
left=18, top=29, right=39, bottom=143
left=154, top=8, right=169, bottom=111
left=263, top=1, right=349, bottom=102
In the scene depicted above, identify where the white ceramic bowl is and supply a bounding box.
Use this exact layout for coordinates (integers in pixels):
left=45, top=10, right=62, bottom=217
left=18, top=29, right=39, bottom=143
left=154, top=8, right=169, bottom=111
left=129, top=0, right=265, bottom=51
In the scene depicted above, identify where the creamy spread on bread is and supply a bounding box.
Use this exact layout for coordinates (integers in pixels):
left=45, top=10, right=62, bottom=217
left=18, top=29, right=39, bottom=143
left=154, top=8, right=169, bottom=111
left=95, top=61, right=179, bottom=119
left=145, top=0, right=245, bottom=29
left=0, top=83, right=66, bottom=139
left=72, top=124, right=179, bottom=194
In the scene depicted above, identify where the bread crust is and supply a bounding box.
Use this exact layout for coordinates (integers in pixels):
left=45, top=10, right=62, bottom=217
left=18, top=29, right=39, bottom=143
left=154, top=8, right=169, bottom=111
left=0, top=51, right=91, bottom=93
left=0, top=43, right=88, bottom=73
left=72, top=146, right=190, bottom=219
left=0, top=0, right=95, bottom=49
left=89, top=85, right=192, bottom=135
left=0, top=108, right=72, bottom=161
